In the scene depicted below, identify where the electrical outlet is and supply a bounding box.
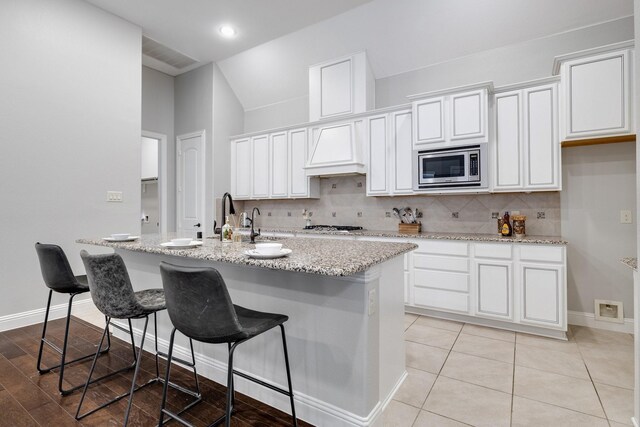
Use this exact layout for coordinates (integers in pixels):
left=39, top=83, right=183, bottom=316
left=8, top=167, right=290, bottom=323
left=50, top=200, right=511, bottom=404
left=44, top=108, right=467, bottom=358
left=107, top=191, right=123, bottom=202
left=537, top=211, right=546, bottom=219
left=287, top=212, right=291, bottom=217
left=385, top=212, right=391, bottom=218
left=492, top=212, right=499, bottom=219
left=357, top=212, right=362, bottom=217
left=357, top=182, right=363, bottom=188
left=621, top=210, right=633, bottom=224
left=332, top=212, right=337, bottom=218
left=451, top=212, right=459, bottom=219
left=332, top=183, right=337, bottom=189
left=368, top=289, right=377, bottom=316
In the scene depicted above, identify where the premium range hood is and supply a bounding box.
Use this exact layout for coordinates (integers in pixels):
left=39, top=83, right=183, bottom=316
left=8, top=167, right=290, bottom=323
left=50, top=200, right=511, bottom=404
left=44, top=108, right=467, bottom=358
left=304, top=118, right=366, bottom=176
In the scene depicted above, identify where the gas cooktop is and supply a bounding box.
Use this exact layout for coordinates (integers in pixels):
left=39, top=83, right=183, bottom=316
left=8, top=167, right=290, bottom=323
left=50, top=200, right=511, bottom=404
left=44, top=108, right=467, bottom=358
left=303, top=225, right=364, bottom=232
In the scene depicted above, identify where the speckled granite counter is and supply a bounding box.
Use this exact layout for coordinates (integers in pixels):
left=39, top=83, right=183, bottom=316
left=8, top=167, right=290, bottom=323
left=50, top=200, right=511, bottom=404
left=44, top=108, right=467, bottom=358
left=235, top=227, right=567, bottom=245
left=621, top=257, right=638, bottom=271
left=77, top=235, right=417, bottom=276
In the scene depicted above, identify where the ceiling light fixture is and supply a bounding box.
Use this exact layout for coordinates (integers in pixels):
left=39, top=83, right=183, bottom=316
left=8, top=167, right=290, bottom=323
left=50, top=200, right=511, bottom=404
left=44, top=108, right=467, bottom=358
left=219, top=25, right=236, bottom=38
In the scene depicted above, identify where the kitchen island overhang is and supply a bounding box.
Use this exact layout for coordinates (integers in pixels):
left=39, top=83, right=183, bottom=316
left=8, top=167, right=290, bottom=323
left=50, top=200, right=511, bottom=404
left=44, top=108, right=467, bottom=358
left=78, top=236, right=416, bottom=427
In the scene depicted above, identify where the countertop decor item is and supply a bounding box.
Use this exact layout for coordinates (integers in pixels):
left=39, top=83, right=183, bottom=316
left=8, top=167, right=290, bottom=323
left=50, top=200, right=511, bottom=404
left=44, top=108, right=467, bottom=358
left=512, top=215, right=526, bottom=238
left=398, top=223, right=421, bottom=233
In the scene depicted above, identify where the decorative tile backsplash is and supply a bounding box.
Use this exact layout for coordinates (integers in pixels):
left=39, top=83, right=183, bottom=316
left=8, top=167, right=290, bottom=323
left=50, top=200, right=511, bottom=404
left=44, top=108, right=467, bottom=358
left=233, top=176, right=561, bottom=236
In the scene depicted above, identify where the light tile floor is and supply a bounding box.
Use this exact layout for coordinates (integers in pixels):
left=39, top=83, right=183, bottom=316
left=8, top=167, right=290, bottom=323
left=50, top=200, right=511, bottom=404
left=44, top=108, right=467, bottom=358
left=382, top=313, right=635, bottom=427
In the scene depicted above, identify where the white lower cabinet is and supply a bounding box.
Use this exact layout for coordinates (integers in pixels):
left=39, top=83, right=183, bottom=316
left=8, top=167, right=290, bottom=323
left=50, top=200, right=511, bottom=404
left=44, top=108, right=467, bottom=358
left=353, top=235, right=567, bottom=336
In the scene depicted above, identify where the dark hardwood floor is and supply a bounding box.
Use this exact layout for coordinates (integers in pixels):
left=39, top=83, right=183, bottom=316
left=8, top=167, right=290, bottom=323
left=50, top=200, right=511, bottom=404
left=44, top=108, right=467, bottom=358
left=0, top=317, right=311, bottom=427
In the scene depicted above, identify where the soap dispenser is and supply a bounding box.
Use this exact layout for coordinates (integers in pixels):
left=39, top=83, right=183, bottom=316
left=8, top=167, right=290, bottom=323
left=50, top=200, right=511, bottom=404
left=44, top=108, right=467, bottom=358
left=221, top=216, right=233, bottom=243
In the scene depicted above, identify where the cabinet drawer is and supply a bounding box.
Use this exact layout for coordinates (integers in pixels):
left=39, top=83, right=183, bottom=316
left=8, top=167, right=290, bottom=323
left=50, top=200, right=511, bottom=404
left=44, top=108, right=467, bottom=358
left=414, top=240, right=469, bottom=256
left=475, top=243, right=512, bottom=259
left=414, top=269, right=469, bottom=292
left=414, top=287, right=469, bottom=313
left=414, top=254, right=469, bottom=272
left=519, top=245, right=564, bottom=263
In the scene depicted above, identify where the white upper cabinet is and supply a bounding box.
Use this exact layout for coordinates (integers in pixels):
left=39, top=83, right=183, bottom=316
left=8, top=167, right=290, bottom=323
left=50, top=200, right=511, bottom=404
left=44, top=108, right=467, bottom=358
left=289, top=128, right=319, bottom=198
left=410, top=83, right=491, bottom=149
left=251, top=135, right=270, bottom=199
left=366, top=109, right=415, bottom=196
left=493, top=80, right=560, bottom=192
left=553, top=42, right=634, bottom=141
left=309, top=51, right=375, bottom=122
left=231, top=129, right=318, bottom=200
left=270, top=132, right=288, bottom=198
left=231, top=138, right=251, bottom=200
left=140, top=137, right=158, bottom=180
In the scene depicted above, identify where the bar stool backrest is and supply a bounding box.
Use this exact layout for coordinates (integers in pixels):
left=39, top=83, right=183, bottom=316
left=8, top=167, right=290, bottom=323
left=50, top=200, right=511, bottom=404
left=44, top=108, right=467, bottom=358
left=35, top=243, right=77, bottom=291
left=159, top=262, right=243, bottom=342
left=80, top=250, right=147, bottom=319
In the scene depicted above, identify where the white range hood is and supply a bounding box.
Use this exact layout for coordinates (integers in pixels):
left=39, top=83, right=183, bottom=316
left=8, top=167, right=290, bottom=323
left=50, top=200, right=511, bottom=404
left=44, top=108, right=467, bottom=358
left=305, top=118, right=366, bottom=176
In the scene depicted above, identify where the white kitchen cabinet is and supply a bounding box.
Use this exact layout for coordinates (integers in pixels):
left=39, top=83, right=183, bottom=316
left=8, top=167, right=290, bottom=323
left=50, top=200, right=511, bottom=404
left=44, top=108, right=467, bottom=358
left=270, top=132, right=288, bottom=198
left=366, top=114, right=389, bottom=195
left=251, top=135, right=270, bottom=199
left=288, top=128, right=319, bottom=198
left=231, top=128, right=318, bottom=200
left=519, top=263, right=564, bottom=328
left=231, top=138, right=251, bottom=200
left=391, top=110, right=414, bottom=194
left=309, top=51, right=374, bottom=122
left=493, top=80, right=560, bottom=192
left=554, top=43, right=633, bottom=141
left=412, top=240, right=471, bottom=314
left=410, top=83, right=491, bottom=149
left=141, top=137, right=158, bottom=180
left=366, top=109, right=415, bottom=197
left=474, top=260, right=513, bottom=320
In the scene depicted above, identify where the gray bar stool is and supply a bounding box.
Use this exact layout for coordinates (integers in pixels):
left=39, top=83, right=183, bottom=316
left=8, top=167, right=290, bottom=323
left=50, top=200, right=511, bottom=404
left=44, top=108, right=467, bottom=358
left=158, top=262, right=297, bottom=427
left=77, top=250, right=202, bottom=426
left=34, top=242, right=111, bottom=395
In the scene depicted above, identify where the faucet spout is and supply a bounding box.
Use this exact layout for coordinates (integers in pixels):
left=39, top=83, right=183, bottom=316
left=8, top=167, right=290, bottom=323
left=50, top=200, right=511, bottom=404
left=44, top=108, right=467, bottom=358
left=220, top=192, right=236, bottom=241
left=250, top=207, right=261, bottom=244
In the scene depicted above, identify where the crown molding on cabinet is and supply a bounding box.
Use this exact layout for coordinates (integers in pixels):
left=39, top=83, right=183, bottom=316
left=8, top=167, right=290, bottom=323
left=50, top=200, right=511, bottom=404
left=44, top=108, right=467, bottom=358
left=406, top=81, right=494, bottom=101
left=493, top=76, right=560, bottom=93
left=551, top=39, right=634, bottom=75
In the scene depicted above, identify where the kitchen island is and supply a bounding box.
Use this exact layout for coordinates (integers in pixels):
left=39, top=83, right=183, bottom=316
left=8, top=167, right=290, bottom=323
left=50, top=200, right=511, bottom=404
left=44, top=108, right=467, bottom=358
left=78, top=235, right=417, bottom=427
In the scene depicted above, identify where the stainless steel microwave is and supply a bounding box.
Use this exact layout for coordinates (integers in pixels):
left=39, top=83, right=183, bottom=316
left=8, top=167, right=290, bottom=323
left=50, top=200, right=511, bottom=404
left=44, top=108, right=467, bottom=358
left=413, top=144, right=488, bottom=190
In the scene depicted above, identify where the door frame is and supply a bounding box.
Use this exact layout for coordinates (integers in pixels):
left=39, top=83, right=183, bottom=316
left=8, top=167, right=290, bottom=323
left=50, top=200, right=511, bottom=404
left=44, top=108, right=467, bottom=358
left=176, top=130, right=206, bottom=235
left=142, top=130, right=168, bottom=235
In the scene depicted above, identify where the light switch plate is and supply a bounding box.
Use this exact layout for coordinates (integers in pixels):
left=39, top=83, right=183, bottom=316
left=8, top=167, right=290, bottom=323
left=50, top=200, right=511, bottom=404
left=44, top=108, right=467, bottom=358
left=107, top=191, right=123, bottom=202
left=620, top=210, right=632, bottom=224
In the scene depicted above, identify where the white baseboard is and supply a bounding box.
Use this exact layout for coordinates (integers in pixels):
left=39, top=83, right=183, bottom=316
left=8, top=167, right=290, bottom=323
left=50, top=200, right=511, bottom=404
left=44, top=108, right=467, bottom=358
left=568, top=310, right=634, bottom=334
left=0, top=298, right=94, bottom=333
left=112, top=321, right=401, bottom=427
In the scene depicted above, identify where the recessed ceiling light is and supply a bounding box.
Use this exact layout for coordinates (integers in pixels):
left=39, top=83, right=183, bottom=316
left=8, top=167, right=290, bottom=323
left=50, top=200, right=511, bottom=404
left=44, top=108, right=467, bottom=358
left=219, top=25, right=236, bottom=38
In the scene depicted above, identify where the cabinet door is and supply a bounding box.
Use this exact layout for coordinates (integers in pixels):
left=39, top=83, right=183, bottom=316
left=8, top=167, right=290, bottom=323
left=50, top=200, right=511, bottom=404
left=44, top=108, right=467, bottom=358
left=519, top=263, right=564, bottom=328
left=493, top=91, right=523, bottom=190
left=562, top=49, right=632, bottom=140
left=289, top=128, right=309, bottom=197
left=270, top=132, right=288, bottom=198
left=450, top=89, right=487, bottom=142
left=367, top=114, right=389, bottom=195
left=413, top=97, right=446, bottom=146
left=392, top=110, right=414, bottom=194
left=475, top=260, right=513, bottom=320
left=251, top=135, right=269, bottom=199
left=232, top=138, right=251, bottom=199
left=525, top=84, right=560, bottom=189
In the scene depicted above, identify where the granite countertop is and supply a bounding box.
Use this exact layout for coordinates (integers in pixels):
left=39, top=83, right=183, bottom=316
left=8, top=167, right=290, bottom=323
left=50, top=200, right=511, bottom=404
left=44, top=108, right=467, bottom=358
left=620, top=257, right=638, bottom=271
left=235, top=227, right=567, bottom=245
left=77, top=235, right=417, bottom=277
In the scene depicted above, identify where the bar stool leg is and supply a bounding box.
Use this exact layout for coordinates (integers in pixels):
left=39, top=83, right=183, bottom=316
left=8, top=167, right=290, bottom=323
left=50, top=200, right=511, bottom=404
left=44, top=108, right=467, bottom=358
left=227, top=342, right=235, bottom=409
left=75, top=317, right=112, bottom=419
left=36, top=290, right=54, bottom=374
left=57, top=292, right=75, bottom=394
left=225, top=342, right=240, bottom=427
left=158, top=328, right=176, bottom=426
left=280, top=324, right=297, bottom=427
left=123, top=315, right=149, bottom=426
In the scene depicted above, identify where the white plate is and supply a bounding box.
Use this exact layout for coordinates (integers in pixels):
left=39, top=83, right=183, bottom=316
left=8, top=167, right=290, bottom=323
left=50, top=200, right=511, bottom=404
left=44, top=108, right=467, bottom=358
left=245, top=248, right=292, bottom=259
left=103, top=236, right=140, bottom=242
left=160, top=241, right=203, bottom=249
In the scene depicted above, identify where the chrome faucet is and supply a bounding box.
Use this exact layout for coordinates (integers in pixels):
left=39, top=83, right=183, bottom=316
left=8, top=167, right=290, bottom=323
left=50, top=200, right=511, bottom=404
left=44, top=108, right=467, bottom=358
left=250, top=207, right=261, bottom=243
left=220, top=192, right=236, bottom=241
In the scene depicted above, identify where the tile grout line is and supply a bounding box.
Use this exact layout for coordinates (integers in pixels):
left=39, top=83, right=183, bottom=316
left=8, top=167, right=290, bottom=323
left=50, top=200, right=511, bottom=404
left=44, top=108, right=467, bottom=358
left=410, top=320, right=464, bottom=427
left=574, top=337, right=615, bottom=424
left=510, top=337, right=516, bottom=427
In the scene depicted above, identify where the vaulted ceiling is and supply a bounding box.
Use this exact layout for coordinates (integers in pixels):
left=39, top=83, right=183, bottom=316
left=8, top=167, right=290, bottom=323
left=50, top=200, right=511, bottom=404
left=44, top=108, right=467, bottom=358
left=84, top=0, right=633, bottom=111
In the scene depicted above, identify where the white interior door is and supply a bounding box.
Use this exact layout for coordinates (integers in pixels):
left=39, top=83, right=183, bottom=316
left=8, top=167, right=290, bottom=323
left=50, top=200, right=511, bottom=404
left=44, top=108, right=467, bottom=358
left=177, top=131, right=205, bottom=235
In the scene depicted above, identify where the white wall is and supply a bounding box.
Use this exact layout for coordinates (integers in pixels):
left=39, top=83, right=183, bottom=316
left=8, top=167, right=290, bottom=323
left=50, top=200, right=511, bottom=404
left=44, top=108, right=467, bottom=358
left=0, top=0, right=142, bottom=316
left=142, top=66, right=175, bottom=230
left=561, top=143, right=637, bottom=316
left=174, top=63, right=244, bottom=236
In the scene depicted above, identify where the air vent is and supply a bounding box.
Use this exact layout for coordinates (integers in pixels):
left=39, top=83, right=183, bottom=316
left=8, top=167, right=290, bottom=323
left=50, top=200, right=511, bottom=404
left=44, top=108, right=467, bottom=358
left=142, top=36, right=198, bottom=70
